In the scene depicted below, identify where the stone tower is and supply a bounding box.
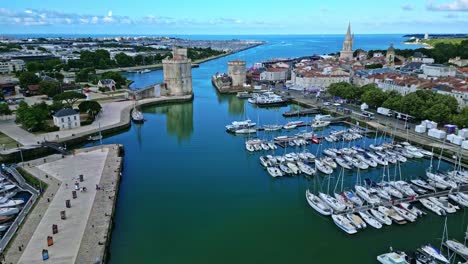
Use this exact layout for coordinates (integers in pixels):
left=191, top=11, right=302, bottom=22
left=340, top=22, right=354, bottom=60
left=386, top=43, right=395, bottom=68
left=228, top=60, right=246, bottom=87
left=163, top=47, right=193, bottom=96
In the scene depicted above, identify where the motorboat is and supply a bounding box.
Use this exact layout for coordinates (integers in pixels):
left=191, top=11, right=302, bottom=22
left=287, top=162, right=300, bottom=175
left=367, top=152, right=388, bottom=166
left=355, top=154, right=378, bottom=168
left=267, top=142, right=277, bottom=150
left=235, top=128, right=257, bottom=134
left=418, top=148, right=433, bottom=158
left=371, top=186, right=392, bottom=201
left=226, top=119, right=256, bottom=130
left=343, top=190, right=363, bottom=206
left=297, top=161, right=316, bottom=176
left=428, top=197, right=458, bottom=214
left=419, top=244, right=449, bottom=264
left=279, top=164, right=293, bottom=175
left=261, top=143, right=270, bottom=151
left=305, top=190, right=332, bottom=216
left=314, top=114, right=334, bottom=121
left=370, top=208, right=392, bottom=226
left=448, top=193, right=468, bottom=207
left=399, top=203, right=424, bottom=217
left=131, top=108, right=144, bottom=123
left=392, top=206, right=417, bottom=222
left=331, top=214, right=358, bottom=235
left=410, top=179, right=436, bottom=192
left=380, top=183, right=403, bottom=199
left=444, top=239, right=468, bottom=260
left=369, top=144, right=385, bottom=151
left=377, top=251, right=410, bottom=264
left=311, top=120, right=330, bottom=129
left=319, top=193, right=346, bottom=212
left=259, top=156, right=272, bottom=167
left=390, top=181, right=417, bottom=197
left=245, top=143, right=255, bottom=152
left=0, top=223, right=10, bottom=232
left=0, top=199, right=24, bottom=208
left=426, top=172, right=457, bottom=189
left=267, top=167, right=283, bottom=178
left=236, top=91, right=252, bottom=99
left=405, top=146, right=424, bottom=158
left=322, top=157, right=337, bottom=169
left=419, top=198, right=446, bottom=216
left=355, top=185, right=381, bottom=204
left=358, top=211, right=382, bottom=229
left=335, top=157, right=352, bottom=170
left=346, top=213, right=367, bottom=229
left=315, top=160, right=333, bottom=175
left=323, top=149, right=337, bottom=158
left=378, top=206, right=407, bottom=225
left=0, top=207, right=19, bottom=216
left=427, top=179, right=450, bottom=190
left=334, top=193, right=353, bottom=210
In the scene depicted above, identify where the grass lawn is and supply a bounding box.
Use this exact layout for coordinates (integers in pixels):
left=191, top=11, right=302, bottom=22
left=0, top=131, right=20, bottom=150
left=422, top=38, right=468, bottom=47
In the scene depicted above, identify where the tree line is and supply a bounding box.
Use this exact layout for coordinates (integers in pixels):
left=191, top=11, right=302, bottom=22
left=327, top=82, right=466, bottom=127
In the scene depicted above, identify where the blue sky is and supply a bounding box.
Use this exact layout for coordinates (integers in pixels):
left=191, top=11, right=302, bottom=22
left=1, top=0, right=467, bottom=35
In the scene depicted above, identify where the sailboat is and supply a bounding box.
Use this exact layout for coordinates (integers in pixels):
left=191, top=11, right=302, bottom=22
left=131, top=101, right=144, bottom=123
left=305, top=190, right=332, bottom=216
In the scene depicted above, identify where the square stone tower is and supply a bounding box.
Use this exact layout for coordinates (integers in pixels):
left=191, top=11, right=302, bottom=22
left=228, top=60, right=246, bottom=87
left=163, top=47, right=193, bottom=96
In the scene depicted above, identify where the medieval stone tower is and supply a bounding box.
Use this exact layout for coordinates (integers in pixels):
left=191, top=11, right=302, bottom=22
left=340, top=23, right=354, bottom=60
left=228, top=60, right=246, bottom=87
left=386, top=43, right=395, bottom=68
left=163, top=47, right=193, bottom=96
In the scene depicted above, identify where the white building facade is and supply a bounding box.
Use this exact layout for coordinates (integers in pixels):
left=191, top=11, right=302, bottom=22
left=53, top=109, right=81, bottom=130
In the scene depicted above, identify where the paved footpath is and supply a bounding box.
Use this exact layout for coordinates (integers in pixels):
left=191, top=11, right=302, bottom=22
left=3, top=144, right=122, bottom=264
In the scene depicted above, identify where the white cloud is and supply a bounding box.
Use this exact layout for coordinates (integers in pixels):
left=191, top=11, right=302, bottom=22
left=427, top=0, right=468, bottom=11
left=401, top=3, right=414, bottom=10
left=107, top=10, right=113, bottom=17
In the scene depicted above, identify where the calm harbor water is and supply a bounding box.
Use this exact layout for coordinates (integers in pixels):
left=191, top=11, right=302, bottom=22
left=90, top=35, right=467, bottom=263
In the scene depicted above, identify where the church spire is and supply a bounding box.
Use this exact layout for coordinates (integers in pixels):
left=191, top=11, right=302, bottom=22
left=340, top=22, right=354, bottom=60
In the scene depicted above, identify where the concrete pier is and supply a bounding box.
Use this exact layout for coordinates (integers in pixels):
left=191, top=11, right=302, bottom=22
left=3, top=144, right=123, bottom=264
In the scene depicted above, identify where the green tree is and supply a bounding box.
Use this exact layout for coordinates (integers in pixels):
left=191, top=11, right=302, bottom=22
left=361, top=88, right=388, bottom=108
left=0, top=103, right=12, bottom=117
left=15, top=101, right=50, bottom=130
left=53, top=91, right=86, bottom=108
left=452, top=108, right=468, bottom=128
left=115, top=52, right=135, bottom=67
left=78, top=101, right=102, bottom=118
left=26, top=61, right=44, bottom=72
left=101, top=71, right=127, bottom=89
left=424, top=103, right=452, bottom=123
left=18, top=72, right=40, bottom=88
left=39, top=81, right=61, bottom=97
left=382, top=93, right=403, bottom=111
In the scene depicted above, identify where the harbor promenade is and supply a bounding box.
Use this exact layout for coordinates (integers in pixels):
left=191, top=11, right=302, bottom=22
left=3, top=144, right=122, bottom=264
left=0, top=94, right=192, bottom=158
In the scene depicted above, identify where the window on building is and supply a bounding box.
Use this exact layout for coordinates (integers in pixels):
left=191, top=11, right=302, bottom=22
left=68, top=117, right=71, bottom=121
left=74, top=116, right=77, bottom=120
left=75, top=122, right=77, bottom=126
left=61, top=118, right=64, bottom=122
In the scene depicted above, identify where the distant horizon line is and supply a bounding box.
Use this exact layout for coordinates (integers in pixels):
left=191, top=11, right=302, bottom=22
left=2, top=32, right=467, bottom=37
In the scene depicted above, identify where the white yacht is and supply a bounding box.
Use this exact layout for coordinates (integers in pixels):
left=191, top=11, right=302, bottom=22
left=378, top=206, right=406, bottom=225
left=322, top=157, right=337, bottom=169
left=377, top=251, right=410, bottom=264
left=311, top=120, right=330, bottom=129
left=305, top=190, right=332, bottom=216
left=370, top=208, right=392, bottom=226
left=0, top=207, right=19, bottom=216
left=0, top=199, right=24, bottom=208
left=428, top=197, right=458, bottom=214
left=323, top=149, right=337, bottom=158
left=399, top=203, right=424, bottom=217
left=343, top=190, right=363, bottom=206
left=426, top=172, right=457, bottom=189
left=335, top=157, right=352, bottom=170
left=358, top=211, right=382, bottom=229
left=355, top=185, right=380, bottom=204
left=392, top=206, right=417, bottom=222
left=356, top=154, right=378, bottom=168
left=331, top=214, right=358, bottom=235
left=419, top=198, right=446, bottom=216
left=287, top=162, right=300, bottom=175
left=315, top=160, right=333, bottom=175
left=279, top=164, right=293, bottom=175
left=449, top=193, right=468, bottom=207
left=297, top=161, right=316, bottom=176
left=405, top=146, right=424, bottom=158
left=410, top=179, right=436, bottom=192
left=267, top=167, right=283, bottom=178
left=420, top=244, right=449, bottom=264
left=319, top=193, right=346, bottom=212
left=444, top=239, right=468, bottom=260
